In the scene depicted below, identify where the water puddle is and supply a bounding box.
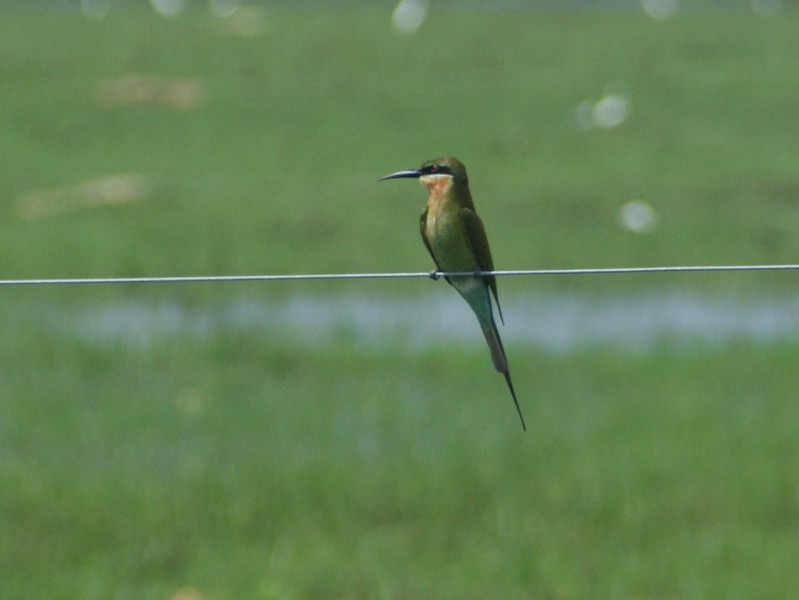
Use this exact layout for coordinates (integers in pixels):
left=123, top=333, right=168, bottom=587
left=57, top=291, right=799, bottom=354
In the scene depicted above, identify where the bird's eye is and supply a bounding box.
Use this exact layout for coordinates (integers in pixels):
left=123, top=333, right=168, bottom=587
left=430, top=165, right=438, bottom=173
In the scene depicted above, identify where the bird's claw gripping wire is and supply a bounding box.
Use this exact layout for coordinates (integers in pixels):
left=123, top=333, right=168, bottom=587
left=429, top=269, right=442, bottom=281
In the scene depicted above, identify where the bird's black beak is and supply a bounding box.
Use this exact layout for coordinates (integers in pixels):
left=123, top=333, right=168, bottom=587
left=379, top=169, right=421, bottom=181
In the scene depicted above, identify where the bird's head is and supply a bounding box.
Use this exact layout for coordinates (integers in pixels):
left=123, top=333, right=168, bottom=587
left=379, top=156, right=469, bottom=197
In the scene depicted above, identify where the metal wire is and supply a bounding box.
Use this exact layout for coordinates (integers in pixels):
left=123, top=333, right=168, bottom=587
left=1, top=264, right=798, bottom=287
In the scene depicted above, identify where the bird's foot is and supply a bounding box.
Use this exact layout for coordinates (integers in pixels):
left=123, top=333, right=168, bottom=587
left=429, top=269, right=442, bottom=281
left=472, top=269, right=483, bottom=279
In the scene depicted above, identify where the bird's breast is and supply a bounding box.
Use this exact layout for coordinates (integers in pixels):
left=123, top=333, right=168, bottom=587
left=424, top=202, right=478, bottom=274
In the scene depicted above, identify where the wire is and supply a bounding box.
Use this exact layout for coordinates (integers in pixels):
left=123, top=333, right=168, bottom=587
left=1, top=264, right=798, bottom=287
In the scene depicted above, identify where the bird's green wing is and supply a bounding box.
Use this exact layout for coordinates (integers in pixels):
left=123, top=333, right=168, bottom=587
left=461, top=208, right=504, bottom=322
left=420, top=208, right=445, bottom=275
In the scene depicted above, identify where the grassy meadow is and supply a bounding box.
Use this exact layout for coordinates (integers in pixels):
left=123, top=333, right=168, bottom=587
left=2, top=4, right=799, bottom=598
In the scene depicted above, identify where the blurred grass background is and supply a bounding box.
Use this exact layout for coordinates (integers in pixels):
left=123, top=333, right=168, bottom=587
left=2, top=1, right=799, bottom=598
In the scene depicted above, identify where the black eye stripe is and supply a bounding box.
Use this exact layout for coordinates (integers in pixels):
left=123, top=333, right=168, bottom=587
left=421, top=165, right=452, bottom=175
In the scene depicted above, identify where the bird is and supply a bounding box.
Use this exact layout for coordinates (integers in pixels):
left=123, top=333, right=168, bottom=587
left=380, top=157, right=526, bottom=431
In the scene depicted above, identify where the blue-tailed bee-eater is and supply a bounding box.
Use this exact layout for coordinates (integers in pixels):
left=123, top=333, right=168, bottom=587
left=380, top=157, right=526, bottom=431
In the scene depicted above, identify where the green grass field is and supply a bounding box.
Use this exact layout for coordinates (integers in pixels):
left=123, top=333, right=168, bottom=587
left=2, top=4, right=799, bottom=598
